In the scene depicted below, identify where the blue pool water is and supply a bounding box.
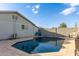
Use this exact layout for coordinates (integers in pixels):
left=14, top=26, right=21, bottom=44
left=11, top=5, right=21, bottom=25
left=32, top=43, right=60, bottom=53
left=12, top=37, right=63, bottom=54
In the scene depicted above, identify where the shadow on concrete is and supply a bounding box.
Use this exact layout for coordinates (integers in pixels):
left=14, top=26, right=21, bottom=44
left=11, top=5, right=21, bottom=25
left=40, top=28, right=66, bottom=38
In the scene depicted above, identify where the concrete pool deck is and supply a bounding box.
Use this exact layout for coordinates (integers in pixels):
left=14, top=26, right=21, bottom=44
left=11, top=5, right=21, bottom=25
left=0, top=38, right=35, bottom=56
left=0, top=37, right=75, bottom=56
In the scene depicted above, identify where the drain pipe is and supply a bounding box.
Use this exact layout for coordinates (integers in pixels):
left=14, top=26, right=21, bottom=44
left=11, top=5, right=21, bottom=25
left=13, top=15, right=17, bottom=39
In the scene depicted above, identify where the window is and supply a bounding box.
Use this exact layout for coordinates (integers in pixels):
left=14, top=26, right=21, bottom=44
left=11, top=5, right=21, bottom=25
left=12, top=15, right=18, bottom=20
left=21, top=25, right=25, bottom=29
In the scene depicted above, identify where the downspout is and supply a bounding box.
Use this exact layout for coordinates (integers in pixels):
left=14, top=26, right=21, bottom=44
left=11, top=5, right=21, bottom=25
left=13, top=16, right=17, bottom=38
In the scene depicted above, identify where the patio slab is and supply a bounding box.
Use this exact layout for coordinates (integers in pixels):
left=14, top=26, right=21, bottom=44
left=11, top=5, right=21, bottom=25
left=0, top=38, right=35, bottom=56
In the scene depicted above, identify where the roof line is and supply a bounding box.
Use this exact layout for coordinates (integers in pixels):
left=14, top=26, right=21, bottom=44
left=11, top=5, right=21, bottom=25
left=0, top=11, right=38, bottom=28
left=15, top=12, right=38, bottom=28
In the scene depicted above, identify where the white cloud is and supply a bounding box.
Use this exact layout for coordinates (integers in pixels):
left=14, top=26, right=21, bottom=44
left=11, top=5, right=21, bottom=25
left=32, top=8, right=38, bottom=14
left=32, top=4, right=40, bottom=14
left=60, top=3, right=79, bottom=15
left=60, top=7, right=76, bottom=15
left=25, top=4, right=40, bottom=14
left=35, top=4, right=40, bottom=9
left=64, top=3, right=79, bottom=7
left=69, top=3, right=79, bottom=7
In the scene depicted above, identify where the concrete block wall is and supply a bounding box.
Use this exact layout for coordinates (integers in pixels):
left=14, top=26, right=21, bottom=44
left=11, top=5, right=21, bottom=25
left=40, top=28, right=78, bottom=37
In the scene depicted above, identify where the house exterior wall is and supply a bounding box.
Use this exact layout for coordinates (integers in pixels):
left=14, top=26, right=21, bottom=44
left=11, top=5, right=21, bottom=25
left=0, top=13, right=14, bottom=39
left=15, top=14, right=38, bottom=37
left=0, top=12, right=38, bottom=39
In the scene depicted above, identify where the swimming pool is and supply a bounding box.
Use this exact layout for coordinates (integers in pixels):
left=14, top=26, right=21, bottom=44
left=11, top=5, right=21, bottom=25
left=12, top=37, right=64, bottom=54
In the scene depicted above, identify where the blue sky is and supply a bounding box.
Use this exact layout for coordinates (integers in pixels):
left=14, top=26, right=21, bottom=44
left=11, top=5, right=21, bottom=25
left=0, top=3, right=79, bottom=28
